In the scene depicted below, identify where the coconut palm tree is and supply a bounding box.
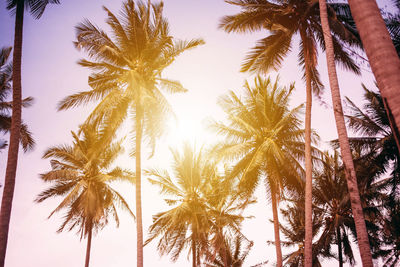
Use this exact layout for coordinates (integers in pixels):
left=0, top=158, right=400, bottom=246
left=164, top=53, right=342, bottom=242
left=345, top=0, right=400, bottom=154
left=144, top=144, right=213, bottom=267
left=351, top=152, right=388, bottom=263
left=385, top=0, right=400, bottom=57
left=283, top=149, right=382, bottom=267
left=0, top=46, right=34, bottom=152
left=145, top=144, right=249, bottom=267
left=1, top=1, right=59, bottom=264
left=340, top=87, right=400, bottom=265
left=203, top=167, right=254, bottom=267
left=209, top=76, right=315, bottom=267
left=277, top=200, right=334, bottom=267
left=219, top=2, right=360, bottom=265
left=375, top=200, right=400, bottom=267
left=343, top=86, right=399, bottom=198
left=318, top=1, right=373, bottom=265
left=313, top=152, right=356, bottom=267
left=205, top=235, right=253, bottom=267
left=36, top=124, right=134, bottom=267
left=57, top=1, right=203, bottom=266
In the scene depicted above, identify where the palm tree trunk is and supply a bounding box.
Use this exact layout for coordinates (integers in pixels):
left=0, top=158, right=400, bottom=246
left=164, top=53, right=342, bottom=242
left=336, top=227, right=343, bottom=267
left=223, top=252, right=228, bottom=267
left=196, top=243, right=200, bottom=267
left=216, top=229, right=229, bottom=267
left=223, top=242, right=228, bottom=267
left=347, top=0, right=400, bottom=155
left=135, top=104, right=143, bottom=267
left=0, top=2, right=24, bottom=266
left=85, top=226, right=93, bottom=267
left=319, top=2, right=373, bottom=266
left=300, top=28, right=313, bottom=267
left=271, top=188, right=283, bottom=267
left=192, top=232, right=196, bottom=267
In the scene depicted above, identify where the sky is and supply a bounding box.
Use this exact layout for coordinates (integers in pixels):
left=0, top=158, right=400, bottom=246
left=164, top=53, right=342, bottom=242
left=0, top=0, right=393, bottom=266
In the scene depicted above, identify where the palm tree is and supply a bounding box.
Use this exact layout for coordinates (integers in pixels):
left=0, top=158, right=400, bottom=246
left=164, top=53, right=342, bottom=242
left=219, top=2, right=360, bottom=265
left=313, top=152, right=356, bottom=267
left=210, top=76, right=312, bottom=267
left=277, top=200, right=334, bottom=267
left=0, top=46, right=34, bottom=152
left=1, top=1, right=59, bottom=264
left=385, top=0, right=400, bottom=57
left=375, top=200, right=400, bottom=266
left=36, top=124, right=134, bottom=267
left=57, top=1, right=204, bottom=266
left=345, top=0, right=400, bottom=153
left=318, top=1, right=373, bottom=265
left=340, top=87, right=400, bottom=265
left=145, top=144, right=212, bottom=267
left=145, top=144, right=249, bottom=267
left=203, top=167, right=254, bottom=267
left=205, top=235, right=253, bottom=267
left=343, top=86, right=399, bottom=199
left=350, top=151, right=388, bottom=263
left=282, top=150, right=381, bottom=267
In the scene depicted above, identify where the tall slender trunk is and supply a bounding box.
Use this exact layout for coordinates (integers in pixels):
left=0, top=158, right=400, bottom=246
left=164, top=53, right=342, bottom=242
left=196, top=242, right=200, bottom=267
left=336, top=227, right=343, bottom=267
left=347, top=0, right=400, bottom=154
left=223, top=242, right=228, bottom=267
left=319, top=1, right=373, bottom=266
left=217, top=229, right=229, bottom=267
left=300, top=28, right=313, bottom=267
left=0, top=2, right=24, bottom=266
left=84, top=226, right=93, bottom=267
left=223, top=252, right=228, bottom=267
left=135, top=104, right=143, bottom=267
left=192, top=232, right=196, bottom=267
left=270, top=188, right=282, bottom=267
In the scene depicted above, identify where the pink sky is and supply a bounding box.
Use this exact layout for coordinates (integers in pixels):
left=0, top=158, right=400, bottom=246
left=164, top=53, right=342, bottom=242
left=0, top=0, right=392, bottom=266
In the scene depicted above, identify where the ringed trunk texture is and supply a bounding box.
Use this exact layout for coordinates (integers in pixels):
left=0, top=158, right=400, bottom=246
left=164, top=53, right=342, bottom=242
left=0, top=2, right=24, bottom=266
left=271, top=189, right=283, bottom=267
left=135, top=105, right=143, bottom=267
left=300, top=29, right=313, bottom=267
left=85, top=227, right=93, bottom=267
left=319, top=1, right=373, bottom=266
left=347, top=0, right=400, bottom=154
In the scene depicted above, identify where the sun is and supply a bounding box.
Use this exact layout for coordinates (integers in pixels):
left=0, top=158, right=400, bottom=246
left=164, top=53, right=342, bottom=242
left=165, top=113, right=211, bottom=147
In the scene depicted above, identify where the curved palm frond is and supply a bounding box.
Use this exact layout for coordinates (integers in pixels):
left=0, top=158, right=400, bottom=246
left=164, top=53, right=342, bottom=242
left=36, top=125, right=134, bottom=238
left=146, top=143, right=251, bottom=265
left=0, top=46, right=35, bottom=151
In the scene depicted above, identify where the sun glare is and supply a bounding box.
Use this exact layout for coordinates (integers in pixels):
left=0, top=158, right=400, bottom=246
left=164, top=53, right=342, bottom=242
left=166, top=114, right=211, bottom=147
